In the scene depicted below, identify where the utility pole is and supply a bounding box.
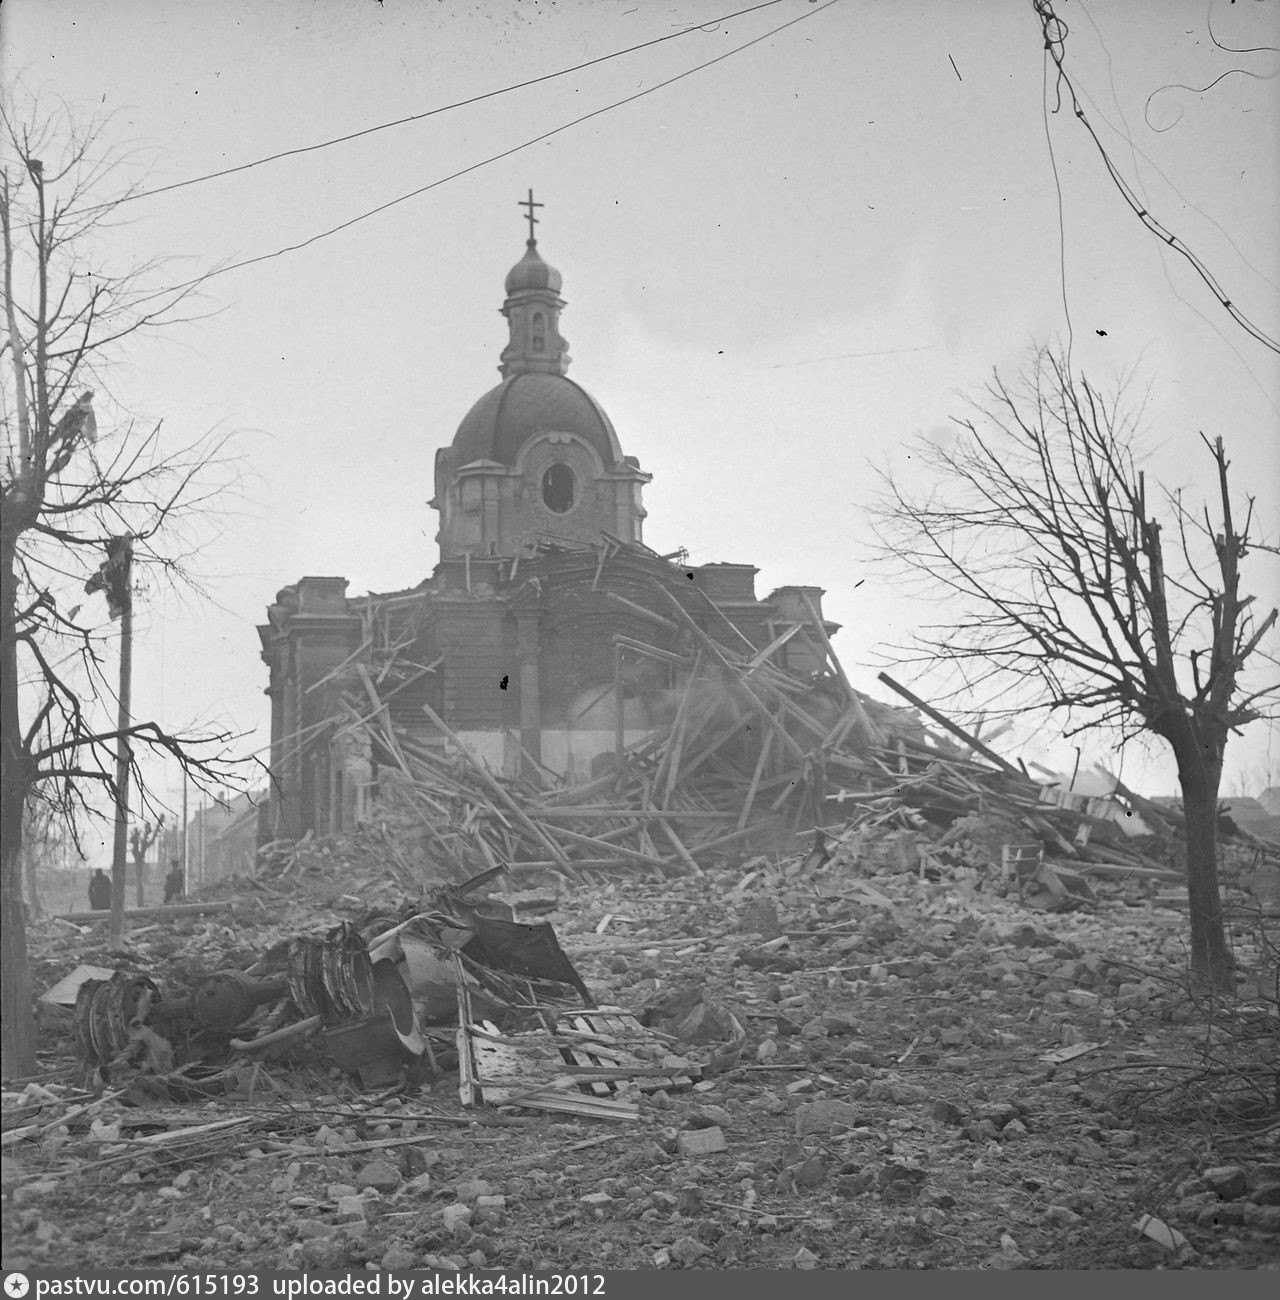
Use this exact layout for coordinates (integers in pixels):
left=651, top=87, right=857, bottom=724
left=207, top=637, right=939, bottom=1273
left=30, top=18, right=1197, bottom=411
left=182, top=770, right=189, bottom=890
left=105, top=536, right=134, bottom=943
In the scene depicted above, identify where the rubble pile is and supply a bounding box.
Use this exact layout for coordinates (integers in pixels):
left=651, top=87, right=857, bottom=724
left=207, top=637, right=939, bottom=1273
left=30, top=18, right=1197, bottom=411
left=283, top=574, right=1279, bottom=916
left=7, top=845, right=1278, bottom=1271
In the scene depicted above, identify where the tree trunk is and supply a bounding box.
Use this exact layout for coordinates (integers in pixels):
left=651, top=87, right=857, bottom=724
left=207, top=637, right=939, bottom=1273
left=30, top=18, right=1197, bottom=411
left=23, top=844, right=43, bottom=920
left=134, top=853, right=146, bottom=908
left=1178, top=760, right=1234, bottom=992
left=1, top=532, right=37, bottom=1077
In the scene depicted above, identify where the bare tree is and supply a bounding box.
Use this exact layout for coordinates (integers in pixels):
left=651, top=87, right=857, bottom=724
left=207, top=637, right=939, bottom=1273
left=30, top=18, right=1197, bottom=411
left=2, top=98, right=244, bottom=1076
left=871, top=348, right=1278, bottom=991
left=129, top=818, right=163, bottom=908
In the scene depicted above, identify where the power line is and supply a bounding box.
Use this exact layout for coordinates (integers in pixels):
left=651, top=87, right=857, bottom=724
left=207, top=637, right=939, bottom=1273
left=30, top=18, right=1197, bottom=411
left=147, top=0, right=841, bottom=297
left=1033, top=0, right=1280, bottom=357
left=1041, top=47, right=1076, bottom=373
left=76, top=0, right=791, bottom=217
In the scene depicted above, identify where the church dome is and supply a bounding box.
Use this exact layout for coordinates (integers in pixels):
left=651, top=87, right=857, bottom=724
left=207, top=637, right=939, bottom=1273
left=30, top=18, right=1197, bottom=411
left=505, top=241, right=563, bottom=296
left=452, top=372, right=623, bottom=469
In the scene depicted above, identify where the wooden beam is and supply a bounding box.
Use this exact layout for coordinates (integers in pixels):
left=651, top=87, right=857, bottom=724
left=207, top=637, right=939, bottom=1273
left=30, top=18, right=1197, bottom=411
left=875, top=673, right=1021, bottom=778
left=56, top=900, right=235, bottom=924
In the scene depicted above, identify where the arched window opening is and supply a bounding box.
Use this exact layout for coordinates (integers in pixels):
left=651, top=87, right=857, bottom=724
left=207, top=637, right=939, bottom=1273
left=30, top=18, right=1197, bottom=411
left=542, top=463, right=575, bottom=513
left=532, top=312, right=546, bottom=351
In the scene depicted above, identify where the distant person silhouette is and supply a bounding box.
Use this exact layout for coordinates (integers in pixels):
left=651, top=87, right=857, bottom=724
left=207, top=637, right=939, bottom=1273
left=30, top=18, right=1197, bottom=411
left=164, top=861, right=185, bottom=904
left=88, top=869, right=111, bottom=911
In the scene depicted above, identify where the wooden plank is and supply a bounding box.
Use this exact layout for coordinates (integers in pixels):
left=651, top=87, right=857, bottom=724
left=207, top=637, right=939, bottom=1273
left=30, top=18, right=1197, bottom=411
left=876, top=672, right=1021, bottom=777
left=419, top=698, right=577, bottom=874
left=656, top=818, right=703, bottom=877
left=563, top=1015, right=612, bottom=1098
left=56, top=900, right=235, bottom=924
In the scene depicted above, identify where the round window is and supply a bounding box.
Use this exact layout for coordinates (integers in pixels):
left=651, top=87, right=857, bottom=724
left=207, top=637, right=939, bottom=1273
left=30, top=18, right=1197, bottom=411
left=541, top=463, right=576, bottom=513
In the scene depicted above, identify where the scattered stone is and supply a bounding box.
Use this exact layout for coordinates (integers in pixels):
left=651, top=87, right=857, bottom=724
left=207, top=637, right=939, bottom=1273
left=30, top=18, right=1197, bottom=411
left=965, top=1119, right=1001, bottom=1143
left=1244, top=1205, right=1280, bottom=1233
left=736, top=899, right=782, bottom=938
left=299, top=1238, right=344, bottom=1269
left=982, top=1242, right=1027, bottom=1269
left=877, top=1163, right=927, bottom=1200
left=675, top=1185, right=702, bottom=1215
left=1045, top=1205, right=1082, bottom=1227
left=677, top=1126, right=726, bottom=1156
left=1137, top=1213, right=1188, bottom=1251
left=1201, top=1166, right=1248, bottom=1200
left=668, top=1235, right=707, bottom=1267
left=793, top=1156, right=827, bottom=1189
left=930, top=1100, right=964, bottom=1126
left=890, top=1082, right=928, bottom=1104
left=793, top=1246, right=820, bottom=1270
left=974, top=1101, right=1019, bottom=1128
left=440, top=1204, right=473, bottom=1234
left=836, top=1171, right=873, bottom=1198
left=717, top=1230, right=744, bottom=1263
left=327, top=1183, right=359, bottom=1200
left=334, top=1196, right=365, bottom=1223
left=356, top=1160, right=401, bottom=1194
left=454, top=1178, right=495, bottom=1202
left=381, top=1243, right=417, bottom=1270
left=1197, top=1202, right=1248, bottom=1227
left=1065, top=989, right=1100, bottom=1009
left=795, top=1099, right=861, bottom=1136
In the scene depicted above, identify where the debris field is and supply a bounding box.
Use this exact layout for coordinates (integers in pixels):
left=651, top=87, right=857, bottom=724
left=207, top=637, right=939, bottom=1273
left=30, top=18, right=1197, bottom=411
left=3, top=604, right=1278, bottom=1271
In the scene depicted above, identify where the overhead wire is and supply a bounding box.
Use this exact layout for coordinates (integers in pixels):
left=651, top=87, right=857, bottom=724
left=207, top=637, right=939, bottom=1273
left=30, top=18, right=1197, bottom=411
left=1041, top=45, right=1076, bottom=373
left=72, top=0, right=791, bottom=218
left=1032, top=0, right=1280, bottom=357
left=141, top=0, right=842, bottom=298
left=1074, top=0, right=1280, bottom=423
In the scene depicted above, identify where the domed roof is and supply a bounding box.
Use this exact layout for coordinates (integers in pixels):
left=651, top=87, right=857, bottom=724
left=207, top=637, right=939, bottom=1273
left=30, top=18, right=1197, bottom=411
left=505, top=240, right=563, bottom=296
left=452, top=372, right=623, bottom=468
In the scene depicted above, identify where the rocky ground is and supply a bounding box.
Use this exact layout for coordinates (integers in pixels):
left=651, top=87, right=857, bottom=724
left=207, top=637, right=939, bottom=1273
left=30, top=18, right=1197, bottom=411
left=3, top=845, right=1278, bottom=1272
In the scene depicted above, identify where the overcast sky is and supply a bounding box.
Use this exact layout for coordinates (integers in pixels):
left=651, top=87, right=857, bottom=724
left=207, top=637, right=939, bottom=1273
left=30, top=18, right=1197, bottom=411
left=4, top=0, right=1278, bottom=848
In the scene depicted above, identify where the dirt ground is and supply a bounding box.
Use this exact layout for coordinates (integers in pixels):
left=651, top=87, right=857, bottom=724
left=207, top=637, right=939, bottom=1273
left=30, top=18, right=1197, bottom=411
left=3, top=849, right=1278, bottom=1272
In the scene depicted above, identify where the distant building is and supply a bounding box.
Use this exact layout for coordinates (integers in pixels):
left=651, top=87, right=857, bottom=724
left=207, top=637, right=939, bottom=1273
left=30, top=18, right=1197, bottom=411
left=1219, top=796, right=1280, bottom=843
left=259, top=202, right=836, bottom=843
left=176, top=789, right=265, bottom=883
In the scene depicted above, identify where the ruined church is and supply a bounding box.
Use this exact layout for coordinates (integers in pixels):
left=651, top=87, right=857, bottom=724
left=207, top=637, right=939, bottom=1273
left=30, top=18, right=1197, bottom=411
left=259, top=198, right=835, bottom=842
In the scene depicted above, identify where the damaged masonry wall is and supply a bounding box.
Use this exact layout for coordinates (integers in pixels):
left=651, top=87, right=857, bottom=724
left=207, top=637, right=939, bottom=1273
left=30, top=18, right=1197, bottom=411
left=257, top=535, right=838, bottom=845
left=258, top=224, right=845, bottom=845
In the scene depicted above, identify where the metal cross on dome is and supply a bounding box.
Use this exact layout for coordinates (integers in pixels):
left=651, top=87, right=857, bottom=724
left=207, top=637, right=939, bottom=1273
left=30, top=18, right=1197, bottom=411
left=520, top=188, right=543, bottom=244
